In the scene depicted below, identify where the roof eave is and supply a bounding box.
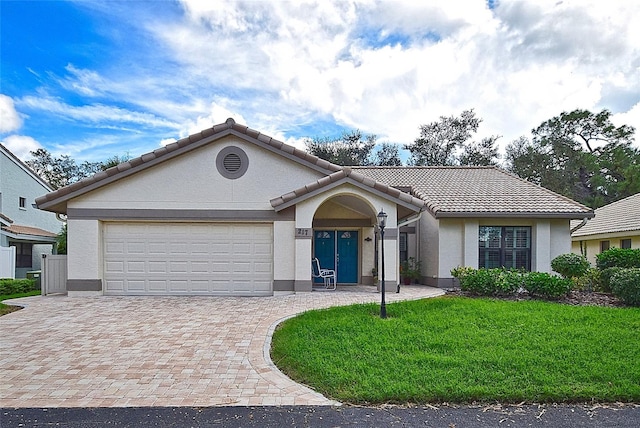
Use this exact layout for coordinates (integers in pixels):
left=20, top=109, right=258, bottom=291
left=434, top=211, right=595, bottom=219
left=272, top=177, right=426, bottom=213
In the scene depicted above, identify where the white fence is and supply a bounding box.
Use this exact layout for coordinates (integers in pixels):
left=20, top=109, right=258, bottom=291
left=41, top=254, right=67, bottom=295
left=0, top=246, right=16, bottom=279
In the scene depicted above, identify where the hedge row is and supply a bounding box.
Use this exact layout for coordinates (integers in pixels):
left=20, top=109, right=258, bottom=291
left=0, top=278, right=38, bottom=296
left=451, top=267, right=572, bottom=300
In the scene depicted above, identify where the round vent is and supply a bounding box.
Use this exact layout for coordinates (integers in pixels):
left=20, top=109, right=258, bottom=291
left=223, top=153, right=242, bottom=173
left=216, top=146, right=248, bottom=179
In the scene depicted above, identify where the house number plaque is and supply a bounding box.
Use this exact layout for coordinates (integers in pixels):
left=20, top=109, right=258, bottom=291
left=295, top=228, right=312, bottom=238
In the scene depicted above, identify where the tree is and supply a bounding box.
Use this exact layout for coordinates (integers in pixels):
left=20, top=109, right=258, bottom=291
left=407, top=109, right=500, bottom=166
left=26, top=149, right=131, bottom=189
left=306, top=130, right=377, bottom=166
left=372, top=142, right=402, bottom=166
left=505, top=109, right=640, bottom=208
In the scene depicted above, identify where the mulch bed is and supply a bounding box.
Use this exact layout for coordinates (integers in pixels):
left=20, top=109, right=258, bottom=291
left=445, top=289, right=626, bottom=308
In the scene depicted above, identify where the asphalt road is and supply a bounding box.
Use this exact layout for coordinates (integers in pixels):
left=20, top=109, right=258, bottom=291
left=2, top=404, right=640, bottom=427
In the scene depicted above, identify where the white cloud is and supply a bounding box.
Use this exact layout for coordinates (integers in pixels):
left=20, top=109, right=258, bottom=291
left=1, top=135, right=42, bottom=160
left=18, top=95, right=182, bottom=130
left=0, top=95, right=23, bottom=133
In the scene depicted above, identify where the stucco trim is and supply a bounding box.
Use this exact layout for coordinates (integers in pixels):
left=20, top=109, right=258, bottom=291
left=273, top=280, right=294, bottom=291
left=294, top=280, right=313, bottom=292
left=313, top=219, right=373, bottom=228
left=67, top=279, right=102, bottom=291
left=66, top=208, right=294, bottom=221
left=424, top=276, right=459, bottom=289
left=434, top=211, right=595, bottom=219
left=273, top=176, right=424, bottom=213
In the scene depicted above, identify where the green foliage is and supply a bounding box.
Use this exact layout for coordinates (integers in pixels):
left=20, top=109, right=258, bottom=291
left=455, top=268, right=523, bottom=296
left=599, top=267, right=623, bottom=293
left=551, top=253, right=590, bottom=278
left=573, top=268, right=602, bottom=292
left=56, top=224, right=67, bottom=255
left=272, top=297, right=640, bottom=403
left=372, top=142, right=402, bottom=166
left=0, top=279, right=37, bottom=295
left=523, top=272, right=573, bottom=299
left=305, top=130, right=377, bottom=166
left=406, top=109, right=500, bottom=166
left=610, top=269, right=640, bottom=306
left=596, top=248, right=640, bottom=269
left=400, top=257, right=422, bottom=280
left=505, top=109, right=640, bottom=208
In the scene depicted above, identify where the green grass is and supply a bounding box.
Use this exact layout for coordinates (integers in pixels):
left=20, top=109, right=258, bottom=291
left=0, top=290, right=41, bottom=316
left=271, top=296, right=640, bottom=404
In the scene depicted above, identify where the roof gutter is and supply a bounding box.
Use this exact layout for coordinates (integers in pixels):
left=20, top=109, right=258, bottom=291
left=397, top=209, right=424, bottom=228
left=570, top=217, right=590, bottom=234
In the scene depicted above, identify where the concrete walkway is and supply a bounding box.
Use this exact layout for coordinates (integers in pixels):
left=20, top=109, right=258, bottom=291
left=0, top=285, right=444, bottom=408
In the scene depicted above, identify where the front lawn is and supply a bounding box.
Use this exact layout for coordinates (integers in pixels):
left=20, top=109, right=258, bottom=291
left=271, top=296, right=640, bottom=404
left=0, top=290, right=40, bottom=316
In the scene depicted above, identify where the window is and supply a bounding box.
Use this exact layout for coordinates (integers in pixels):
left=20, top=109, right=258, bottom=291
left=600, top=241, right=610, bottom=252
left=13, top=243, right=33, bottom=268
left=479, top=226, right=531, bottom=270
left=621, top=239, right=632, bottom=249
left=19, top=197, right=26, bottom=209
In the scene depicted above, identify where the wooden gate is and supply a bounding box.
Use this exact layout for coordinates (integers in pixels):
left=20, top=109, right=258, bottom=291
left=41, top=254, right=67, bottom=295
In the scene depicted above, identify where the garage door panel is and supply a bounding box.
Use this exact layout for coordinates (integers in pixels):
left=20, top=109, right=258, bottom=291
left=104, top=223, right=273, bottom=295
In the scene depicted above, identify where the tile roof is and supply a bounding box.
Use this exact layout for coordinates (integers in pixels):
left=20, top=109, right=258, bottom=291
left=36, top=118, right=342, bottom=213
left=571, top=192, right=640, bottom=237
left=2, top=224, right=57, bottom=238
left=352, top=166, right=594, bottom=218
left=269, top=167, right=427, bottom=211
left=0, top=213, right=13, bottom=225
left=35, top=119, right=593, bottom=219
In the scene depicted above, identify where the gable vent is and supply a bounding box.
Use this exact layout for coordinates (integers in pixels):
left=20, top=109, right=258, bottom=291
left=223, top=153, right=242, bottom=173
left=216, top=146, right=249, bottom=179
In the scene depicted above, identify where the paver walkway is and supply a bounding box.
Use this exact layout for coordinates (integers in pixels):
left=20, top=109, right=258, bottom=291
left=0, top=285, right=443, bottom=408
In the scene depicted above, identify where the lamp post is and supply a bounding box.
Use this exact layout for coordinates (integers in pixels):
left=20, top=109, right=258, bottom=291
left=377, top=209, right=387, bottom=319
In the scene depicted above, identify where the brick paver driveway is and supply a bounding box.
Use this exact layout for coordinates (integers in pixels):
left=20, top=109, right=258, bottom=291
left=1, top=286, right=444, bottom=408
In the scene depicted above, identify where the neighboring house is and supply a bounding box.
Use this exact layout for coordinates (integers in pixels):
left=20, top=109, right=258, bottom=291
left=571, top=192, right=640, bottom=266
left=0, top=144, right=60, bottom=278
left=36, top=119, right=593, bottom=296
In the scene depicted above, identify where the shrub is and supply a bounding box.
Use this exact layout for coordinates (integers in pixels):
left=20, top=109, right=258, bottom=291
left=610, top=268, right=640, bottom=306
left=523, top=272, right=572, bottom=299
left=573, top=268, right=602, bottom=292
left=596, top=248, right=640, bottom=270
left=454, top=268, right=523, bottom=296
left=551, top=253, right=590, bottom=278
left=0, top=278, right=37, bottom=295
left=599, top=267, right=624, bottom=293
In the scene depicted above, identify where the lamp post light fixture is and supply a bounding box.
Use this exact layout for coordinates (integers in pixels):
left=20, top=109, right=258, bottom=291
left=377, top=209, right=388, bottom=319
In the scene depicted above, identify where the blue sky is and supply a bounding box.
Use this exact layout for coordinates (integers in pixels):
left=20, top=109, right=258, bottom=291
left=2, top=0, right=639, bottom=163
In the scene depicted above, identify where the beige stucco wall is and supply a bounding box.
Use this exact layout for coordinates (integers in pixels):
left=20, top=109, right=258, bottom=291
left=67, top=219, right=101, bottom=280
left=572, top=233, right=640, bottom=266
left=419, top=216, right=573, bottom=286
left=69, top=136, right=325, bottom=211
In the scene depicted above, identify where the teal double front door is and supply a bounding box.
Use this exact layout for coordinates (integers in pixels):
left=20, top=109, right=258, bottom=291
left=314, top=230, right=359, bottom=284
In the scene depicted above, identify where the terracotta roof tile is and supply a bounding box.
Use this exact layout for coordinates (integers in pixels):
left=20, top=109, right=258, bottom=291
left=2, top=224, right=57, bottom=238
left=352, top=166, right=593, bottom=218
left=571, top=193, right=640, bottom=237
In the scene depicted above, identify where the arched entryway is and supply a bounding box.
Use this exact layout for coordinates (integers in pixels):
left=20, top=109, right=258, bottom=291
left=312, top=194, right=378, bottom=285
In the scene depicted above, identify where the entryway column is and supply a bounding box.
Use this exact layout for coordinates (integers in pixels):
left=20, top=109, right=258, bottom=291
left=294, top=227, right=313, bottom=292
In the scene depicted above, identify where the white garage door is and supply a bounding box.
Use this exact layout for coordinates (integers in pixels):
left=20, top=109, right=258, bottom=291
left=103, top=223, right=273, bottom=295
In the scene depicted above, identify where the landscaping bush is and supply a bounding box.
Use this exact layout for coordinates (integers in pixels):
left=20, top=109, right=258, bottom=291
left=551, top=253, right=590, bottom=278
left=0, top=278, right=37, bottom=295
left=610, top=268, right=640, bottom=306
left=523, top=272, right=572, bottom=299
left=572, top=268, right=602, bottom=292
left=596, top=248, right=640, bottom=270
left=452, top=268, right=523, bottom=296
left=599, top=267, right=624, bottom=293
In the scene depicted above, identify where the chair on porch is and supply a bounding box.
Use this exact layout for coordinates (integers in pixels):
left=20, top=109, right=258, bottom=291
left=311, top=258, right=336, bottom=290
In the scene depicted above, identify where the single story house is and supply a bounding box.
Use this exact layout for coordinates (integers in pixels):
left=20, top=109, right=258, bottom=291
left=1, top=143, right=60, bottom=278
left=36, top=119, right=594, bottom=296
left=571, top=192, right=640, bottom=265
